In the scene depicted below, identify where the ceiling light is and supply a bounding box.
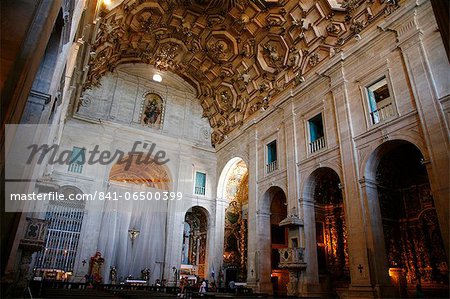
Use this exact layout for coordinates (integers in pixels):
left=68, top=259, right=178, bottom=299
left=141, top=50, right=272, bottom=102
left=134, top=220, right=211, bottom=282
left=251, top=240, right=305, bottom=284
left=103, top=0, right=111, bottom=6
left=153, top=74, right=162, bottom=82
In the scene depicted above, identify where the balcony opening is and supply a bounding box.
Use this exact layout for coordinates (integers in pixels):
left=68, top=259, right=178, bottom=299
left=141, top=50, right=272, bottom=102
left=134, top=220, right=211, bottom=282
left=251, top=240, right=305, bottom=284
left=266, top=140, right=277, bottom=173
left=194, top=171, right=206, bottom=195
left=367, top=77, right=395, bottom=125
left=68, top=147, right=85, bottom=174
left=308, top=113, right=325, bottom=153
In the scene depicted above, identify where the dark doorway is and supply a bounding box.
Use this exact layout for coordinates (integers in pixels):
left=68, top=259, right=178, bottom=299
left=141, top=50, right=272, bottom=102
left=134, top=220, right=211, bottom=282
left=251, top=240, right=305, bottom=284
left=310, top=167, right=350, bottom=296
left=270, top=189, right=288, bottom=296
left=375, top=142, right=448, bottom=297
left=225, top=268, right=237, bottom=286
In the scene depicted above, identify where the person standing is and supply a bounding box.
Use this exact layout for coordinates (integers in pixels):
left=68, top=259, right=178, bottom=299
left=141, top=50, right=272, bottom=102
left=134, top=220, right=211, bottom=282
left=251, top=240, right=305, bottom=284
left=199, top=280, right=207, bottom=296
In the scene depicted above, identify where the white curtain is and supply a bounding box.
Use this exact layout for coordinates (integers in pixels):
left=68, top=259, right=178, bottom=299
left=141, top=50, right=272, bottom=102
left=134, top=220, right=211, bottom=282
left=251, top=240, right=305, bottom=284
left=97, top=182, right=168, bottom=283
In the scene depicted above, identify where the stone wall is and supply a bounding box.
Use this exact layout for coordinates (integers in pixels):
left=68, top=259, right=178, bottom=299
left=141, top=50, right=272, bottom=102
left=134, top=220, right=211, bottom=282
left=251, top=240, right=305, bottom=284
left=48, top=66, right=218, bottom=282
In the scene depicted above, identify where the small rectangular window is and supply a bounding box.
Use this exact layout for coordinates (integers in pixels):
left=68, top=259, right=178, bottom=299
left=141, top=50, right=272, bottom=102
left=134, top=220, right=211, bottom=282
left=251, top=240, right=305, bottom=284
left=266, top=140, right=277, bottom=173
left=367, top=77, right=395, bottom=125
left=68, top=147, right=85, bottom=173
left=308, top=113, right=326, bottom=153
left=194, top=172, right=206, bottom=195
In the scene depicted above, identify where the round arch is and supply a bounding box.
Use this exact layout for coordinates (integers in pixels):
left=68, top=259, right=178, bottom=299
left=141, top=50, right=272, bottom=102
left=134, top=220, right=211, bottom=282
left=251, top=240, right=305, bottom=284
left=302, top=166, right=343, bottom=203
left=362, top=139, right=428, bottom=182
left=58, top=185, right=86, bottom=208
left=108, top=153, right=172, bottom=191
left=184, top=205, right=212, bottom=226
left=181, top=206, right=210, bottom=279
left=361, top=140, right=448, bottom=296
left=260, top=185, right=287, bottom=214
left=258, top=185, right=289, bottom=296
left=217, top=157, right=249, bottom=283
left=217, top=157, right=248, bottom=199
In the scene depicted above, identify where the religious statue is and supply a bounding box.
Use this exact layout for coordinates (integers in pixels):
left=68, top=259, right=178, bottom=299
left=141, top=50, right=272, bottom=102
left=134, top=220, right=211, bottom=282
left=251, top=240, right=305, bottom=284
left=143, top=100, right=161, bottom=124
left=141, top=268, right=151, bottom=282
left=89, top=251, right=105, bottom=283
left=110, top=266, right=117, bottom=284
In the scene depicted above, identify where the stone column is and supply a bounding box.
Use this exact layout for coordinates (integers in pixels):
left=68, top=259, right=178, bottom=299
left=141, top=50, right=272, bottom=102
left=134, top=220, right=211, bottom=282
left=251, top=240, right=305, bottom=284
left=164, top=202, right=185, bottom=286
left=245, top=128, right=259, bottom=290
left=283, top=101, right=300, bottom=219
left=212, top=197, right=227, bottom=285
left=328, top=65, right=376, bottom=298
left=359, top=178, right=392, bottom=293
left=255, top=211, right=272, bottom=294
left=299, top=196, right=320, bottom=295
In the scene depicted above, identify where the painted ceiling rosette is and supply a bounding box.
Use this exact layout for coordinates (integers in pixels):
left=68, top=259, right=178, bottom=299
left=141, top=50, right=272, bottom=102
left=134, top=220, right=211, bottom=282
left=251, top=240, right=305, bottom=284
left=84, top=0, right=399, bottom=146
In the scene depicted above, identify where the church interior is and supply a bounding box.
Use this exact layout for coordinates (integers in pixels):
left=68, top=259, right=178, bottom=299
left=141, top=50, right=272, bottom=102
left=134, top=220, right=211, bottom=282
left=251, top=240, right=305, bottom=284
left=1, top=0, right=449, bottom=298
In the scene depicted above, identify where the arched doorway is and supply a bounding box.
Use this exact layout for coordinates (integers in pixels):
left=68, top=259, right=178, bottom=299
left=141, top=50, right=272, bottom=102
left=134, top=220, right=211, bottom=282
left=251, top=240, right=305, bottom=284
left=366, top=141, right=448, bottom=297
left=306, top=167, right=349, bottom=296
left=97, top=154, right=171, bottom=282
left=217, top=158, right=249, bottom=286
left=260, top=186, right=289, bottom=296
left=181, top=206, right=209, bottom=280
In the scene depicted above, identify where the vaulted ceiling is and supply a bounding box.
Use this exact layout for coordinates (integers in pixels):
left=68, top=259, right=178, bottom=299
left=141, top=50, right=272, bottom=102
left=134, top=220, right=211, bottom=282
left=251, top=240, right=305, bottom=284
left=84, top=0, right=399, bottom=146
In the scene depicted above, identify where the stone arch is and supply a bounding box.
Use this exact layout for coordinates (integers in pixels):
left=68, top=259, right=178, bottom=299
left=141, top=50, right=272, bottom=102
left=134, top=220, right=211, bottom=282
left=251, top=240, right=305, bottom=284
left=109, top=153, right=172, bottom=191
left=184, top=204, right=212, bottom=225
left=260, top=185, right=287, bottom=214
left=181, top=206, right=210, bottom=279
left=58, top=185, right=86, bottom=208
left=217, top=157, right=249, bottom=283
left=217, top=157, right=248, bottom=199
left=362, top=140, right=448, bottom=297
left=362, top=138, right=428, bottom=182
left=302, top=166, right=343, bottom=203
left=303, top=167, right=349, bottom=296
left=258, top=186, right=289, bottom=295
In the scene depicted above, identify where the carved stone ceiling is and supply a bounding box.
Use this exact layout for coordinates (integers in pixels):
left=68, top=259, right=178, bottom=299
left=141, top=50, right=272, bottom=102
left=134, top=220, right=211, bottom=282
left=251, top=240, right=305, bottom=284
left=85, top=0, right=399, bottom=146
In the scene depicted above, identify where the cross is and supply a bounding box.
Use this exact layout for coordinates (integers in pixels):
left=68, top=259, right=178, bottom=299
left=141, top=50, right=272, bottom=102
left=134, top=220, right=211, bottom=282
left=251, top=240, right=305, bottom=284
left=358, top=264, right=363, bottom=274
left=128, top=227, right=140, bottom=247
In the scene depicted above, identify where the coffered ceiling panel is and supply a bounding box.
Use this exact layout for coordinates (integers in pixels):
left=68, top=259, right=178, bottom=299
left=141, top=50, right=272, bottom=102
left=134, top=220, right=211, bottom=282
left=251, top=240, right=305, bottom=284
left=84, top=0, right=400, bottom=146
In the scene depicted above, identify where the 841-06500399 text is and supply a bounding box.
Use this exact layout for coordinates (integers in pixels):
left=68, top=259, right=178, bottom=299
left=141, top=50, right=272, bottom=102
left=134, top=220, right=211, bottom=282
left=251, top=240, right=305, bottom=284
left=10, top=191, right=183, bottom=201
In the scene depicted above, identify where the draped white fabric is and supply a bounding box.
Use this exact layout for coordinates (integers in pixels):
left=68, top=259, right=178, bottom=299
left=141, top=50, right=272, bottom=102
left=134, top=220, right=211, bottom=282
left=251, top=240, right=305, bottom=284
left=97, top=182, right=168, bottom=283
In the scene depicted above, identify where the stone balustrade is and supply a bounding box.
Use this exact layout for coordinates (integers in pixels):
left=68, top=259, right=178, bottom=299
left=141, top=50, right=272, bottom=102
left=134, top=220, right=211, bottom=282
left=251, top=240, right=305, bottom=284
left=278, top=247, right=307, bottom=270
